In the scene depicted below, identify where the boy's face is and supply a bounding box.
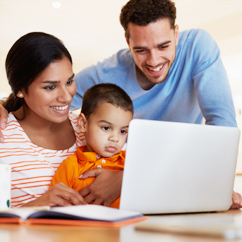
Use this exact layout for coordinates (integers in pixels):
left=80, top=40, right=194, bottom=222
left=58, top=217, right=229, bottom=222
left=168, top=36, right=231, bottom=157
left=80, top=102, right=133, bottom=158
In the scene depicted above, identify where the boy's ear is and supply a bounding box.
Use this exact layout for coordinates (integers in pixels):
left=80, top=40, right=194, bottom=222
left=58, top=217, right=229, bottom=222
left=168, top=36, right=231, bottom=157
left=78, top=113, right=87, bottom=132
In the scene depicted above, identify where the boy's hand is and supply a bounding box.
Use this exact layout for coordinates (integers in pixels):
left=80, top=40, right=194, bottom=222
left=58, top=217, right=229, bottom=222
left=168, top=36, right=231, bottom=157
left=79, top=169, right=123, bottom=206
left=0, top=101, right=8, bottom=143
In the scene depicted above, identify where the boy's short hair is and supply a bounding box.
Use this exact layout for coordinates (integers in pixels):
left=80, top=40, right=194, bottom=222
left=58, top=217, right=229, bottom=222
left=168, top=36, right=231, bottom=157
left=81, top=83, right=134, bottom=119
left=120, top=0, right=176, bottom=40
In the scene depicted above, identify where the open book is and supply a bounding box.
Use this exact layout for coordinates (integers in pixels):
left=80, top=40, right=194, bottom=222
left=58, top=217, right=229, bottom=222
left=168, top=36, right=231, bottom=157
left=0, top=204, right=146, bottom=227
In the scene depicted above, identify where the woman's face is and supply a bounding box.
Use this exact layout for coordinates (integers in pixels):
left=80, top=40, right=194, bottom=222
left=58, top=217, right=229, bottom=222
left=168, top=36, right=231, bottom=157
left=21, top=56, right=76, bottom=124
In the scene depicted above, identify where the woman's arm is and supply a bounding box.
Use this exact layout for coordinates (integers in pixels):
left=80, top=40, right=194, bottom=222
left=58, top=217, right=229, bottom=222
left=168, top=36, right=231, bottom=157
left=0, top=101, right=8, bottom=143
left=21, top=182, right=87, bottom=207
left=79, top=169, right=123, bottom=206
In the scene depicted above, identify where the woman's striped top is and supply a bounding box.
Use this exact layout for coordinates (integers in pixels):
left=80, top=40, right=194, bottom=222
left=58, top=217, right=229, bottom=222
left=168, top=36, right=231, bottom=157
left=0, top=112, right=85, bottom=208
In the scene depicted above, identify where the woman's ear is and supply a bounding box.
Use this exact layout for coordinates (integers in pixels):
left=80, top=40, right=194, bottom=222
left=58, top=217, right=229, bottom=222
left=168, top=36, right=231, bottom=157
left=78, top=113, right=87, bottom=133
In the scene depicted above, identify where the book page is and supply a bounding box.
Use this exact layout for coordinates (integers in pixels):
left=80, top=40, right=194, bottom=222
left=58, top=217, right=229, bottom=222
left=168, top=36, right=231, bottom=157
left=28, top=204, right=143, bottom=222
left=0, top=206, right=50, bottom=220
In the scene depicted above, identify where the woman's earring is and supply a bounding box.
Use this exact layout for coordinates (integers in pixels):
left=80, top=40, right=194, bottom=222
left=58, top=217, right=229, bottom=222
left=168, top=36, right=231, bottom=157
left=18, top=93, right=23, bottom=98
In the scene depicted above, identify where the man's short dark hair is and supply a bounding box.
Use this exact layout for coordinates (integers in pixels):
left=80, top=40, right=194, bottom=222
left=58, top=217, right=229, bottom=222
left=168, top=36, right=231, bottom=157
left=120, top=0, right=176, bottom=39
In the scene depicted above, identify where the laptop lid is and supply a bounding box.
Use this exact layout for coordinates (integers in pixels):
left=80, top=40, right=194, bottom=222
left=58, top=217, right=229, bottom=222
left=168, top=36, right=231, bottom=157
left=120, top=119, right=240, bottom=214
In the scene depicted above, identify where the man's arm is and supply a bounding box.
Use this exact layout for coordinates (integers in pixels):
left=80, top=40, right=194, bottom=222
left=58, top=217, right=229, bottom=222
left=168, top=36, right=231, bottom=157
left=231, top=191, right=242, bottom=209
left=189, top=30, right=242, bottom=209
left=79, top=169, right=242, bottom=209
left=192, top=30, right=236, bottom=127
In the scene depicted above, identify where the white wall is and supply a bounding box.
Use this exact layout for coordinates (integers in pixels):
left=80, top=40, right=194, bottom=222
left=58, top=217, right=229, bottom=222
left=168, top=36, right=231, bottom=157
left=1, top=0, right=242, bottom=171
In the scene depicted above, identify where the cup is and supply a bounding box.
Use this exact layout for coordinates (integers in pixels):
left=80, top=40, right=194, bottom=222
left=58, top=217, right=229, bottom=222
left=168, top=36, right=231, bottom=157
left=0, top=164, right=11, bottom=209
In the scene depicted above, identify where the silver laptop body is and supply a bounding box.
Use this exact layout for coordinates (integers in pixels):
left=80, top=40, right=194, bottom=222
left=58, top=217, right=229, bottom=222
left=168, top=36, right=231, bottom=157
left=120, top=119, right=240, bottom=214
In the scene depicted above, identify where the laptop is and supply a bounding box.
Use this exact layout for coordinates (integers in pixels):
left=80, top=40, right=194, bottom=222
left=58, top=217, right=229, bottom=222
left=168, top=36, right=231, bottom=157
left=120, top=119, right=240, bottom=214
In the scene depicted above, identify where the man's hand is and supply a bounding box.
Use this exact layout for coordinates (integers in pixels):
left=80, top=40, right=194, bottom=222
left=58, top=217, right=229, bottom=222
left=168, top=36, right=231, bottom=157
left=0, top=100, right=8, bottom=143
left=230, top=191, right=242, bottom=209
left=79, top=169, right=123, bottom=206
left=21, top=182, right=87, bottom=207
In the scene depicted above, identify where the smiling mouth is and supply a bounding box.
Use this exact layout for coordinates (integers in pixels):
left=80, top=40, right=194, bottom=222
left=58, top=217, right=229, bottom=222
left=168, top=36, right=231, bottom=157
left=147, top=64, right=164, bottom=72
left=50, top=105, right=69, bottom=111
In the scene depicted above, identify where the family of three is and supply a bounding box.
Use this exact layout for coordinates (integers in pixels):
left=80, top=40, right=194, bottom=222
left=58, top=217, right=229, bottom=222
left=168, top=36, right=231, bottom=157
left=0, top=0, right=242, bottom=209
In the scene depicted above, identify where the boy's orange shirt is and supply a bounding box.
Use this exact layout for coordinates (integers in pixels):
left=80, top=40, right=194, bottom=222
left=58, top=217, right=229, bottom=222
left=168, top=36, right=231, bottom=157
left=50, top=146, right=125, bottom=208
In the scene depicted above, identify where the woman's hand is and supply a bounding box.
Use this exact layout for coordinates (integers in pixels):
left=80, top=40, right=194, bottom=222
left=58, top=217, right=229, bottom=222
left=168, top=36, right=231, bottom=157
left=230, top=191, right=242, bottom=209
left=21, top=182, right=87, bottom=207
left=0, top=101, right=8, bottom=143
left=79, top=169, right=123, bottom=206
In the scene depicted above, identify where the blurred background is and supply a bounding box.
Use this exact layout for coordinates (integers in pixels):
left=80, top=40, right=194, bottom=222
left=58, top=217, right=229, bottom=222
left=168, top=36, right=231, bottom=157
left=1, top=0, right=242, bottom=170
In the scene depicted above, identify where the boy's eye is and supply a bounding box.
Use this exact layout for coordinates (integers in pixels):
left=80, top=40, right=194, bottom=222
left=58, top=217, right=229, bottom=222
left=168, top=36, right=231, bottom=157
left=102, top=126, right=110, bottom=131
left=120, top=129, right=128, bottom=134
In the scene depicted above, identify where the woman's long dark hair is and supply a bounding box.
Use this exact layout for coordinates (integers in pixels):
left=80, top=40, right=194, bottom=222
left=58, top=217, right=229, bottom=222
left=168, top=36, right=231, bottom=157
left=4, top=32, right=72, bottom=112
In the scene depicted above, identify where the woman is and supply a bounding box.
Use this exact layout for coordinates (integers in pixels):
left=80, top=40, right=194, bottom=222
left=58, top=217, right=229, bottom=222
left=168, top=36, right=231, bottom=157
left=0, top=32, right=122, bottom=208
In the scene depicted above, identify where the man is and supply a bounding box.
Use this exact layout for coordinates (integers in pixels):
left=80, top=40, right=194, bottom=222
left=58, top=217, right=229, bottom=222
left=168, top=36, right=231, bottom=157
left=71, top=0, right=236, bottom=127
left=70, top=0, right=241, bottom=208
left=0, top=0, right=241, bottom=208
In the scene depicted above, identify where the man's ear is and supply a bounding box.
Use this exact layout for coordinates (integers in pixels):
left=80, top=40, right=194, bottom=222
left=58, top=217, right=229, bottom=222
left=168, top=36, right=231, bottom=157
left=78, top=113, right=87, bottom=133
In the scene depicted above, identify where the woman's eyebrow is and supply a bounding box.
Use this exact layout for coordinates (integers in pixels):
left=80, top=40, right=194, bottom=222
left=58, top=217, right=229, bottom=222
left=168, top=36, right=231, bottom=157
left=42, top=80, right=60, bottom=84
left=42, top=74, right=75, bottom=84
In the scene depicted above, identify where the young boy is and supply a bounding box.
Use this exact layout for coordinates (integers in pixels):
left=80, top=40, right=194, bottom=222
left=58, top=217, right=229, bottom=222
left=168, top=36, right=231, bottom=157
left=49, top=83, right=133, bottom=208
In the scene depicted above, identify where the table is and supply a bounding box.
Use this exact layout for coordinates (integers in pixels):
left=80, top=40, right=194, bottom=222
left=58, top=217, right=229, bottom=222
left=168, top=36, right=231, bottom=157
left=1, top=175, right=242, bottom=242
left=1, top=209, right=242, bottom=242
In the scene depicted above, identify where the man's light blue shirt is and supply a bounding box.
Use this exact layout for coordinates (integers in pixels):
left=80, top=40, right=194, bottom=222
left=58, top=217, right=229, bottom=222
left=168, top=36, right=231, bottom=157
left=72, top=29, right=237, bottom=127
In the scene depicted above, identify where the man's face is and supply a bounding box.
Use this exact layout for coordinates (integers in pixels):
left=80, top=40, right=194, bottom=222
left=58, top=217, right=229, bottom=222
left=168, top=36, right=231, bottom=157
left=126, top=18, right=179, bottom=90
